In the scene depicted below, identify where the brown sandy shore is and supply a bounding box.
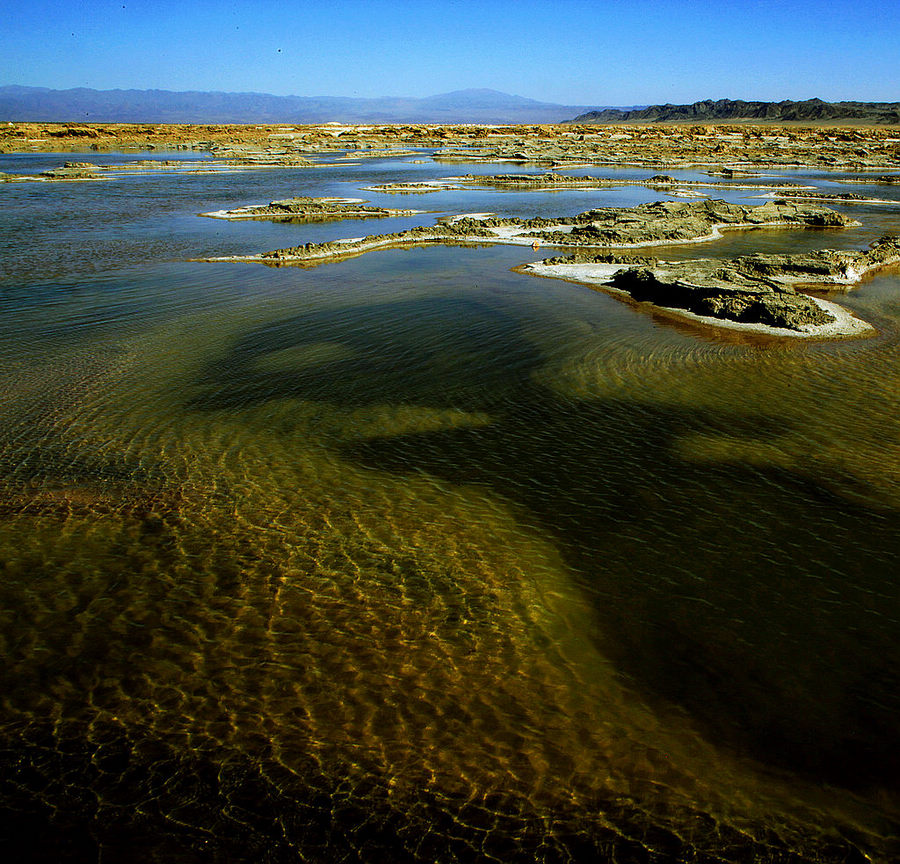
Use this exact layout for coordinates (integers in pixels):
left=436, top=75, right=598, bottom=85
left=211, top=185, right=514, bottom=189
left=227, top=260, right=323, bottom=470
left=3, top=121, right=900, bottom=171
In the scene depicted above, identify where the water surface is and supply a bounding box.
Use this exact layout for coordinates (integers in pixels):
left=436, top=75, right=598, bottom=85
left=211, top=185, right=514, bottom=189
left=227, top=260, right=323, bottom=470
left=1, top=154, right=899, bottom=862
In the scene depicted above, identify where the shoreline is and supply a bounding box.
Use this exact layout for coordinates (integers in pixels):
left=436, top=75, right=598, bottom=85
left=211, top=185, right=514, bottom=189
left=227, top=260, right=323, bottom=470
left=4, top=122, right=900, bottom=173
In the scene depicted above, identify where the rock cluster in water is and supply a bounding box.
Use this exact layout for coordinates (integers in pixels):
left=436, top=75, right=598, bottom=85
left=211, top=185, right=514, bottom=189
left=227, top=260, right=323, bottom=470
left=38, top=162, right=106, bottom=180
left=193, top=197, right=879, bottom=336
left=202, top=196, right=423, bottom=221
left=2, top=161, right=106, bottom=182
left=460, top=172, right=802, bottom=191
left=539, top=236, right=900, bottom=332
left=533, top=199, right=855, bottom=246
left=247, top=199, right=857, bottom=265
left=367, top=173, right=819, bottom=197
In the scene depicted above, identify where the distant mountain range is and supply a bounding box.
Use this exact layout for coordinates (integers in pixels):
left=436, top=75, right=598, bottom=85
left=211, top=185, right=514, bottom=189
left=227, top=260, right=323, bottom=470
left=6, top=87, right=893, bottom=126
left=0, top=85, right=600, bottom=124
left=571, top=98, right=900, bottom=124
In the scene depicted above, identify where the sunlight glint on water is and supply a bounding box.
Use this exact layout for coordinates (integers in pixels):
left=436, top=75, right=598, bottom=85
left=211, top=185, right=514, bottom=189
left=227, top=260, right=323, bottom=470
left=1, top=155, right=899, bottom=861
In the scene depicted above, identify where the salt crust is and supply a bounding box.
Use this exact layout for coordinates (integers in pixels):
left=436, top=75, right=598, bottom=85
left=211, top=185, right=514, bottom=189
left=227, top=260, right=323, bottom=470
left=524, top=262, right=875, bottom=339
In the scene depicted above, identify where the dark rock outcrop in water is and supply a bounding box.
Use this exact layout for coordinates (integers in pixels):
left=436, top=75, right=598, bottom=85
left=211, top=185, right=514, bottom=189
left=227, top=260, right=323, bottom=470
left=572, top=98, right=900, bottom=125
left=610, top=264, right=833, bottom=330
left=200, top=196, right=423, bottom=222
left=532, top=198, right=855, bottom=247
left=225, top=199, right=858, bottom=266
left=538, top=236, right=900, bottom=332
left=200, top=197, right=877, bottom=336
left=38, top=164, right=104, bottom=180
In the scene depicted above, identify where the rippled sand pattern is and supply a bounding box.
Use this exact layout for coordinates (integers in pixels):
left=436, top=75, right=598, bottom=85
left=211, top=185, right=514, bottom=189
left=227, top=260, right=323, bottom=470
left=1, top=162, right=899, bottom=862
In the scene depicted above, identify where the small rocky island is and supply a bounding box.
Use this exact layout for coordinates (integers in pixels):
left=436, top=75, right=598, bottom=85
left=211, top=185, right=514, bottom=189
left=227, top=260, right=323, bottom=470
left=206, top=199, right=857, bottom=267
left=200, top=196, right=424, bottom=221
left=521, top=198, right=854, bottom=246
left=526, top=236, right=900, bottom=336
left=365, top=173, right=812, bottom=195
left=1, top=161, right=108, bottom=182
left=197, top=197, right=880, bottom=338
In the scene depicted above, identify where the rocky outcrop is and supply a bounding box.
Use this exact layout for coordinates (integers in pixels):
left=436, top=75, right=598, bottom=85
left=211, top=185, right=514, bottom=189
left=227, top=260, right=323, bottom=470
left=753, top=189, right=896, bottom=204
left=571, top=98, right=900, bottom=125
left=38, top=165, right=105, bottom=180
left=369, top=173, right=814, bottom=196
left=201, top=200, right=858, bottom=270
left=609, top=265, right=834, bottom=330
left=201, top=196, right=423, bottom=221
left=535, top=236, right=900, bottom=333
left=457, top=172, right=801, bottom=190
left=533, top=199, right=856, bottom=247
left=461, top=173, right=615, bottom=189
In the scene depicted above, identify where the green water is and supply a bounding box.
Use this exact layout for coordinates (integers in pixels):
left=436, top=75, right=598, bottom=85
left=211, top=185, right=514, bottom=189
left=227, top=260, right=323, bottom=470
left=1, top=155, right=899, bottom=862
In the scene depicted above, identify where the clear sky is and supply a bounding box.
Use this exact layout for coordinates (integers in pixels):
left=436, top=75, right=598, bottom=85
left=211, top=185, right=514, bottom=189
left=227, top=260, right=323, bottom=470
left=3, top=0, right=898, bottom=106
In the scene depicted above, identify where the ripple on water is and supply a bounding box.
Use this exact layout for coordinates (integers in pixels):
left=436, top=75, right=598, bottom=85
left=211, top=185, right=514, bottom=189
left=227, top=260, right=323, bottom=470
left=1, top=166, right=899, bottom=861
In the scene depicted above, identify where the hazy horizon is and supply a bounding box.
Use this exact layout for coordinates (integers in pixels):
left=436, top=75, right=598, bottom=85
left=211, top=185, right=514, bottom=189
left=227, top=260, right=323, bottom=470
left=4, top=0, right=898, bottom=107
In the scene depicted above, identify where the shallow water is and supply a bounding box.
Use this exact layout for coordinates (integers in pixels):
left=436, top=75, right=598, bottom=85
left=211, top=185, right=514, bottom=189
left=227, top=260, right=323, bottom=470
left=1, top=153, right=899, bottom=862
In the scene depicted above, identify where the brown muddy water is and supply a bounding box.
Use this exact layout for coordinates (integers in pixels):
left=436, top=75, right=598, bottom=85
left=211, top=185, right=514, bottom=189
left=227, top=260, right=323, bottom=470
left=1, top=152, right=900, bottom=862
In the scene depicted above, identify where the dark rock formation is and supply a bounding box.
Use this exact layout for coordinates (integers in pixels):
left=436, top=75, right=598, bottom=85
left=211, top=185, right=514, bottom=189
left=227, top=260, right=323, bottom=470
left=203, top=196, right=421, bottom=222
left=610, top=265, right=834, bottom=330
left=572, top=98, right=900, bottom=125
left=543, top=236, right=900, bottom=332
left=534, top=199, right=855, bottom=246
left=220, top=200, right=858, bottom=267
left=38, top=165, right=104, bottom=180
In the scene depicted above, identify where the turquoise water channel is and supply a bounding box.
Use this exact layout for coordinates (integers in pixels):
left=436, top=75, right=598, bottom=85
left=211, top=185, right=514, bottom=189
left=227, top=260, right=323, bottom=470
left=1, top=152, right=899, bottom=862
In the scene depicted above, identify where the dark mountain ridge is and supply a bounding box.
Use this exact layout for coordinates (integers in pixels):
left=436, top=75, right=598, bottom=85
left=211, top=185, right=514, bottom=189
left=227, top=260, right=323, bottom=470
left=572, top=98, right=900, bottom=124
left=0, top=85, right=596, bottom=124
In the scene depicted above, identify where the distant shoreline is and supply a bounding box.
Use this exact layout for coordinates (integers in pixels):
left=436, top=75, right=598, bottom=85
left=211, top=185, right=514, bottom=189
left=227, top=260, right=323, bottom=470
left=3, top=123, right=899, bottom=175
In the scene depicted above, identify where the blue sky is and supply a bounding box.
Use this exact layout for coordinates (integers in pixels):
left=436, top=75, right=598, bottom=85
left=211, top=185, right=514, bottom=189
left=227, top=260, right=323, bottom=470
left=3, top=0, right=898, bottom=106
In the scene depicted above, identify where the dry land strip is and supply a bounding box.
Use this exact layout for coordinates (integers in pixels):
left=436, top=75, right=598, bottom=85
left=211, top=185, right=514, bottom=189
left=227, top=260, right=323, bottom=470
left=4, top=122, right=900, bottom=172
